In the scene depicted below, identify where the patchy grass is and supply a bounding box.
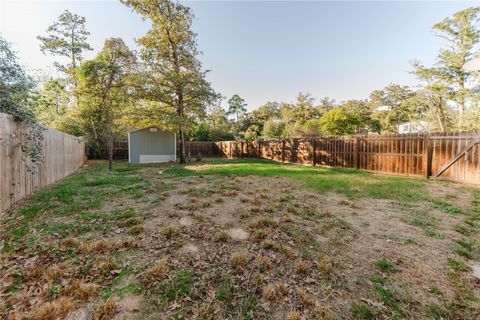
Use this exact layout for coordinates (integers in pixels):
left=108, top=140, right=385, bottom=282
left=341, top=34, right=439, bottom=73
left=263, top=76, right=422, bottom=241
left=1, top=159, right=479, bottom=319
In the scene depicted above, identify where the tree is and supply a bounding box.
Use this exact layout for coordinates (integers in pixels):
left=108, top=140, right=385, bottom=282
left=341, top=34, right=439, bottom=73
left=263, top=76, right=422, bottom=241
left=75, top=38, right=135, bottom=170
left=341, top=99, right=381, bottom=133
left=432, top=7, right=480, bottom=116
left=33, top=79, right=69, bottom=126
left=0, top=35, right=43, bottom=165
left=319, top=108, right=361, bottom=135
left=38, top=10, right=92, bottom=73
left=369, top=84, right=422, bottom=132
left=262, top=118, right=286, bottom=138
left=122, top=0, right=219, bottom=164
left=227, top=94, right=247, bottom=126
left=412, top=64, right=451, bottom=132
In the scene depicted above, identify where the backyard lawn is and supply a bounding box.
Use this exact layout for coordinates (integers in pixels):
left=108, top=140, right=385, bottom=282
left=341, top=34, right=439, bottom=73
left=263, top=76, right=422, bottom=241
left=1, top=159, right=479, bottom=319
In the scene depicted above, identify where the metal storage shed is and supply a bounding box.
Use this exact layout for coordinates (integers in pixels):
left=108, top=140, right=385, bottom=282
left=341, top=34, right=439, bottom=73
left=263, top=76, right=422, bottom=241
left=128, top=127, right=176, bottom=163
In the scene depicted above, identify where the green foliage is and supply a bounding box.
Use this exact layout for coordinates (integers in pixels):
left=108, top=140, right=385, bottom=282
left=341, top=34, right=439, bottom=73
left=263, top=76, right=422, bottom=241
left=262, top=118, right=286, bottom=138
left=320, top=108, right=361, bottom=135
left=37, top=10, right=92, bottom=72
left=0, top=35, right=44, bottom=165
left=75, top=37, right=136, bottom=168
left=121, top=0, right=219, bottom=163
left=374, top=259, right=395, bottom=273
left=227, top=94, right=247, bottom=125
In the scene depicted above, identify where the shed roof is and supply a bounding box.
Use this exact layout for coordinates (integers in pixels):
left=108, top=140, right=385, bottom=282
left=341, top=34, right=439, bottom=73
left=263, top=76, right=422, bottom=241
left=128, top=126, right=175, bottom=134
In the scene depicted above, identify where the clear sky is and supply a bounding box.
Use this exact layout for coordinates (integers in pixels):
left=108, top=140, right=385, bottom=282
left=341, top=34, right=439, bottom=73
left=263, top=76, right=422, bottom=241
left=0, top=0, right=477, bottom=110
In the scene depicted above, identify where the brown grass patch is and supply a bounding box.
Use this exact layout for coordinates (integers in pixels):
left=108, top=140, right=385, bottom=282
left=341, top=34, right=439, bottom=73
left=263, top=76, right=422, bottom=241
left=32, top=297, right=73, bottom=320
left=294, top=260, right=309, bottom=275
left=161, top=226, right=177, bottom=239
left=262, top=284, right=276, bottom=301
left=63, top=280, right=98, bottom=301
left=142, top=260, right=169, bottom=286
left=94, top=297, right=118, bottom=320
left=230, top=251, right=248, bottom=270
left=296, top=287, right=311, bottom=306
left=214, top=230, right=230, bottom=242
left=286, top=311, right=302, bottom=320
left=127, top=225, right=145, bottom=235
left=256, top=255, right=272, bottom=271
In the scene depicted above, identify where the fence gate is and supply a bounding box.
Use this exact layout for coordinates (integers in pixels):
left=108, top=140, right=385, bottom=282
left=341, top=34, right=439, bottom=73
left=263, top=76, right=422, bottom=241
left=428, top=133, right=480, bottom=184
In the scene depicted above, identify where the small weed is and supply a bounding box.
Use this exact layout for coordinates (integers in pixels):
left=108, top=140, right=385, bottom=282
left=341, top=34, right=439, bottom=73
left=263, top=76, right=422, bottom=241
left=374, top=259, right=395, bottom=273
left=351, top=303, right=375, bottom=320
left=215, top=277, right=233, bottom=301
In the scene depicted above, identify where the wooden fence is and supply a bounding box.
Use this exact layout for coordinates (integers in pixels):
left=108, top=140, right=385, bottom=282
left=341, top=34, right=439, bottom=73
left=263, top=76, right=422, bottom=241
left=207, top=132, right=480, bottom=185
left=0, top=113, right=86, bottom=213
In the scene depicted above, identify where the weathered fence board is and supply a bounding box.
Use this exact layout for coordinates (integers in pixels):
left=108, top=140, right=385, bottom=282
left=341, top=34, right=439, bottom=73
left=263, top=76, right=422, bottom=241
left=0, top=113, right=85, bottom=213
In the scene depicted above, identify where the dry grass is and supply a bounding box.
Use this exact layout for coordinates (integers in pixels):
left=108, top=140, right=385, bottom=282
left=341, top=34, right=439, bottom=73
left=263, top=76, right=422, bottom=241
left=313, top=302, right=335, bottom=320
left=127, top=224, right=145, bottom=235
left=317, top=255, right=334, bottom=275
left=32, top=297, right=73, bottom=320
left=294, top=260, right=309, bottom=275
left=161, top=226, right=178, bottom=239
left=262, top=284, right=276, bottom=301
left=63, top=280, right=98, bottom=301
left=296, top=288, right=311, bottom=306
left=286, top=310, right=302, bottom=320
left=229, top=251, right=248, bottom=270
left=142, top=260, right=169, bottom=285
left=94, top=297, right=117, bottom=320
left=45, top=261, right=70, bottom=280
left=214, top=230, right=230, bottom=242
left=256, top=255, right=272, bottom=271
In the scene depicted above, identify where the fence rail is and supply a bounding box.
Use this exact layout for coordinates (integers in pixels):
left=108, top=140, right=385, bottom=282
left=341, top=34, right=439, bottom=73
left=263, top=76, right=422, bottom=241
left=0, top=113, right=86, bottom=213
left=182, top=132, right=480, bottom=185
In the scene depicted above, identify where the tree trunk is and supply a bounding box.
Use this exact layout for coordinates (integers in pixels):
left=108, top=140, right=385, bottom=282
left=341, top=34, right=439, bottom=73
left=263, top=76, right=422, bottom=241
left=108, top=135, right=113, bottom=171
left=179, top=129, right=186, bottom=164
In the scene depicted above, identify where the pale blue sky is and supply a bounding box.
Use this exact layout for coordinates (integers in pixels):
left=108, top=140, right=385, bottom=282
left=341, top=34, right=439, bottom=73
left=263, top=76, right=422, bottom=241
left=0, top=1, right=477, bottom=110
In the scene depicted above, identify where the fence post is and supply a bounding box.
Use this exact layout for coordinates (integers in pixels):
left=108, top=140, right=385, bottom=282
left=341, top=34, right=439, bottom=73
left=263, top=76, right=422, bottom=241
left=241, top=141, right=244, bottom=159
left=312, top=138, right=317, bottom=166
left=229, top=141, right=233, bottom=159
left=353, top=137, right=360, bottom=169
left=282, top=139, right=286, bottom=162
left=257, top=140, right=261, bottom=158
left=423, top=134, right=431, bottom=178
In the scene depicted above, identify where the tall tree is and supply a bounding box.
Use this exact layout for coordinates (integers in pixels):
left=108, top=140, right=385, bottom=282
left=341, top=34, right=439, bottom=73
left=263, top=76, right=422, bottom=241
left=122, top=0, right=219, bottom=164
left=38, top=10, right=92, bottom=74
left=227, top=94, right=247, bottom=126
left=412, top=64, right=451, bottom=132
left=75, top=38, right=135, bottom=170
left=432, top=7, right=480, bottom=116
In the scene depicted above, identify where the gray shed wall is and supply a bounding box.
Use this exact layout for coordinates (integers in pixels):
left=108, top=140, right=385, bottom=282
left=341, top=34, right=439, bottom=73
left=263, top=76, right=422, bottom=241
left=128, top=128, right=176, bottom=163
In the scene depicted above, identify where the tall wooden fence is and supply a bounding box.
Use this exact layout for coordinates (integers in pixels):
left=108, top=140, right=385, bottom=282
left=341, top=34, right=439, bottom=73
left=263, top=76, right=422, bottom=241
left=0, top=113, right=86, bottom=213
left=198, top=132, right=480, bottom=185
